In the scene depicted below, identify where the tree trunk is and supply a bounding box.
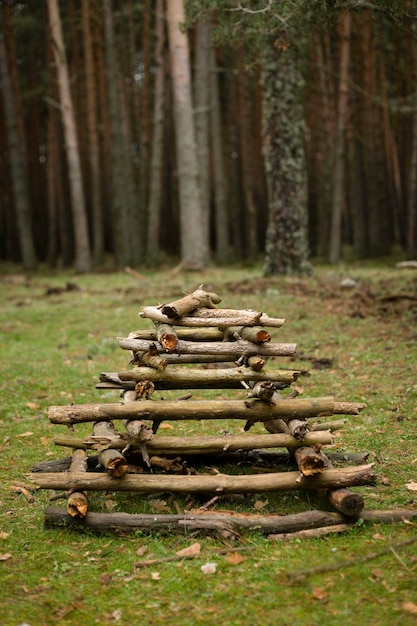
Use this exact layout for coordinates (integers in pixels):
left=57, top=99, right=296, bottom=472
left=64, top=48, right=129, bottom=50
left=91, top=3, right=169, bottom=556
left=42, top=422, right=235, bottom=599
left=103, top=0, right=136, bottom=266
left=82, top=0, right=103, bottom=267
left=194, top=20, right=211, bottom=254
left=262, top=42, right=311, bottom=276
left=0, top=27, right=37, bottom=270
left=329, top=11, right=351, bottom=264
left=166, top=0, right=208, bottom=269
left=47, top=0, right=91, bottom=273
left=146, top=0, right=166, bottom=265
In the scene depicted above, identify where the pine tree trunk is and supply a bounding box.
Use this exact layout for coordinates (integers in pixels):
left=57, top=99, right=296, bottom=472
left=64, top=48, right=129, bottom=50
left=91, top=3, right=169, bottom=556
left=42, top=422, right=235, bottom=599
left=82, top=0, right=103, bottom=267
left=195, top=20, right=211, bottom=255
left=262, top=42, right=311, bottom=276
left=0, top=27, right=37, bottom=270
left=146, top=0, right=166, bottom=265
left=329, top=11, right=351, bottom=264
left=47, top=0, right=90, bottom=273
left=209, top=40, right=230, bottom=263
left=166, top=0, right=208, bottom=269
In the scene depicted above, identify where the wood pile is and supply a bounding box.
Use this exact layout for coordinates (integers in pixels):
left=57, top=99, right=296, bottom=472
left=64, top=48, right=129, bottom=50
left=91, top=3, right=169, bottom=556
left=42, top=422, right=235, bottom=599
left=29, top=285, right=410, bottom=538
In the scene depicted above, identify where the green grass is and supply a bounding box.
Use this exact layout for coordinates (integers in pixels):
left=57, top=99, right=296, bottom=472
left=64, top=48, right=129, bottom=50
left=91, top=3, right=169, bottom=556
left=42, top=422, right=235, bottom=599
left=1, top=262, right=417, bottom=625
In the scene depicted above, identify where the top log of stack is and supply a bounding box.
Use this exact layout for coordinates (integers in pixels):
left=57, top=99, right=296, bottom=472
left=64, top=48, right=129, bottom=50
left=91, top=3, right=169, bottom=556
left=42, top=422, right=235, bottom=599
left=31, top=285, right=373, bottom=530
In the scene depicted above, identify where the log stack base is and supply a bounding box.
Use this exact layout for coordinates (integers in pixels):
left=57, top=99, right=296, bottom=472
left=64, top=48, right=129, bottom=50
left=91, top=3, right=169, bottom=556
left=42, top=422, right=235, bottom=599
left=28, top=286, right=402, bottom=537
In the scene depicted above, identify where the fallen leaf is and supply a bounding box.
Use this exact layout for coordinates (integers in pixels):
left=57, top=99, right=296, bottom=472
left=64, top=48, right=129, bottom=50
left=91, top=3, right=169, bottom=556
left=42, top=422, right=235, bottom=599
left=151, top=572, right=160, bottom=580
left=373, top=532, right=386, bottom=541
left=159, top=423, right=174, bottom=430
left=150, top=499, right=171, bottom=513
left=17, top=431, right=33, bottom=438
left=40, top=436, right=49, bottom=446
left=406, top=481, right=417, bottom=492
left=254, top=499, right=268, bottom=511
left=176, top=542, right=201, bottom=558
left=225, top=553, right=246, bottom=565
left=371, top=568, right=384, bottom=578
left=201, top=562, right=217, bottom=575
left=312, top=587, right=329, bottom=603
left=26, top=402, right=40, bottom=410
left=111, top=609, right=123, bottom=621
left=136, top=545, right=148, bottom=557
left=403, top=601, right=417, bottom=615
left=0, top=553, right=12, bottom=561
left=99, top=573, right=112, bottom=585
left=0, top=532, right=10, bottom=539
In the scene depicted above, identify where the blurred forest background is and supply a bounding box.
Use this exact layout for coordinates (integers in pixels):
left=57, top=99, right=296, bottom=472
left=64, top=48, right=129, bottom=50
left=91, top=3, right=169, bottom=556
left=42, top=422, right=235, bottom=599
left=0, top=0, right=416, bottom=274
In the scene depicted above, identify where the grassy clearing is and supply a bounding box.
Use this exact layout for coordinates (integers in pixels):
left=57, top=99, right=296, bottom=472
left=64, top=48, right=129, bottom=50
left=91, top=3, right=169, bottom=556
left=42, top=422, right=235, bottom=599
left=1, top=261, right=417, bottom=626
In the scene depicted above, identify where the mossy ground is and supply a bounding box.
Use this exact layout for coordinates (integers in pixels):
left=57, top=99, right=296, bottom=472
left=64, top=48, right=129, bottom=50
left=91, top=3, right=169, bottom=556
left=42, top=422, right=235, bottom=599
left=1, top=261, right=416, bottom=625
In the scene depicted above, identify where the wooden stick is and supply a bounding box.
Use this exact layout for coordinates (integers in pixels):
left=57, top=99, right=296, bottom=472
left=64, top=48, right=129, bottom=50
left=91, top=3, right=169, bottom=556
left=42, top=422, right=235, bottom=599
left=126, top=328, right=225, bottom=342
left=28, top=463, right=376, bottom=494
left=224, top=326, right=271, bottom=343
left=160, top=287, right=221, bottom=318
left=67, top=449, right=88, bottom=518
left=117, top=366, right=300, bottom=386
left=43, top=507, right=417, bottom=535
left=118, top=336, right=297, bottom=357
left=48, top=396, right=335, bottom=426
left=140, top=306, right=286, bottom=328
left=294, top=446, right=329, bottom=476
left=53, top=430, right=334, bottom=454
left=156, top=324, right=178, bottom=351
left=269, top=524, right=353, bottom=541
left=93, top=421, right=128, bottom=478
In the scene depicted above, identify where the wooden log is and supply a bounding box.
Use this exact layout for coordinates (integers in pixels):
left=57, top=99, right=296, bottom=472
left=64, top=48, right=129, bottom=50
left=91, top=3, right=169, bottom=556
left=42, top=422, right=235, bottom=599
left=126, top=328, right=225, bottom=342
left=311, top=419, right=347, bottom=432
left=334, top=402, right=365, bottom=415
left=160, top=287, right=221, bottom=318
left=224, top=326, right=271, bottom=343
left=67, top=449, right=88, bottom=518
left=246, top=356, right=266, bottom=371
left=156, top=324, right=178, bottom=351
left=53, top=430, right=334, bottom=454
left=48, top=396, right=335, bottom=426
left=43, top=506, right=417, bottom=535
left=131, top=347, right=168, bottom=370
left=93, top=421, right=128, bottom=478
left=269, top=524, right=353, bottom=541
left=28, top=463, right=376, bottom=494
left=118, top=336, right=297, bottom=357
left=140, top=306, right=285, bottom=328
left=117, top=366, right=299, bottom=386
left=326, top=488, right=364, bottom=517
left=295, top=446, right=329, bottom=476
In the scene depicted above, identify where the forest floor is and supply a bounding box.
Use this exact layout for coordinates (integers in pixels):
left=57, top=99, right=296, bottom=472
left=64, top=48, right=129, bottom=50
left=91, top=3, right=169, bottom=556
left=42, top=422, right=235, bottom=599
left=1, top=260, right=417, bottom=626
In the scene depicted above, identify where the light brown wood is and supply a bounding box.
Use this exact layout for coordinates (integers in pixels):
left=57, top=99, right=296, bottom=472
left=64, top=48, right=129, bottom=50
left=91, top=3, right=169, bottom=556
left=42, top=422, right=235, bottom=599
left=93, top=421, right=128, bottom=478
left=53, top=430, right=334, bottom=454
left=118, top=336, right=297, bottom=357
left=140, top=306, right=285, bottom=328
left=117, top=365, right=299, bottom=386
left=160, top=287, right=221, bottom=318
left=48, top=396, right=335, bottom=426
left=66, top=449, right=88, bottom=518
left=295, top=446, right=329, bottom=476
left=28, top=463, right=376, bottom=494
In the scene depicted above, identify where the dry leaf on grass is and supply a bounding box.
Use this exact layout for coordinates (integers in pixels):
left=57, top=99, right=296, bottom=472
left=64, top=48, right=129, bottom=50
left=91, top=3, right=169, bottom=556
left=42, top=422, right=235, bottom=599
left=176, top=542, right=201, bottom=558
left=201, top=563, right=217, bottom=575
left=406, top=480, right=417, bottom=492
left=403, top=601, right=417, bottom=615
left=225, top=553, right=246, bottom=565
left=312, top=587, right=329, bottom=603
left=151, top=572, right=160, bottom=581
left=0, top=554, right=12, bottom=561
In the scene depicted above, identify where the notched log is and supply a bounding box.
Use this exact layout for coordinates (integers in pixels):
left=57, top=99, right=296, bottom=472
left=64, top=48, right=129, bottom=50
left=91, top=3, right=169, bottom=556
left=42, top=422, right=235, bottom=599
left=160, top=286, right=221, bottom=318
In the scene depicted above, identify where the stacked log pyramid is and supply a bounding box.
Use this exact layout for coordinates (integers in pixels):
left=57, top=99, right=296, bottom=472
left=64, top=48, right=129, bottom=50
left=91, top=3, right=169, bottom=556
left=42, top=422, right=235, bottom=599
left=30, top=286, right=379, bottom=536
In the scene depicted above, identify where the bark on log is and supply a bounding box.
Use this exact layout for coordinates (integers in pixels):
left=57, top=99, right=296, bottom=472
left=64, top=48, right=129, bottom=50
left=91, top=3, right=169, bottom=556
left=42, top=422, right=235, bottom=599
left=67, top=449, right=88, bottom=518
left=160, top=287, right=221, bottom=318
left=117, top=366, right=299, bottom=386
left=224, top=326, right=271, bottom=343
left=269, top=524, right=352, bottom=541
left=326, top=488, right=364, bottom=517
left=140, top=306, right=285, bottom=328
left=156, top=323, right=178, bottom=351
left=53, top=430, right=333, bottom=454
left=48, top=396, right=335, bottom=426
left=93, top=421, right=128, bottom=478
left=127, top=328, right=225, bottom=341
left=334, top=402, right=365, bottom=415
left=28, top=463, right=376, bottom=494
left=131, top=348, right=168, bottom=370
left=118, top=337, right=297, bottom=357
left=295, top=446, right=329, bottom=476
left=311, top=419, right=347, bottom=431
left=42, top=506, right=416, bottom=535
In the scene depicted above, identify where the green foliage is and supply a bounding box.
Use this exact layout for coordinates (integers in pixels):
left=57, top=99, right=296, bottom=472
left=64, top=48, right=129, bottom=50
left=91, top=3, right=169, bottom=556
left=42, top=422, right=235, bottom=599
left=1, top=263, right=417, bottom=625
